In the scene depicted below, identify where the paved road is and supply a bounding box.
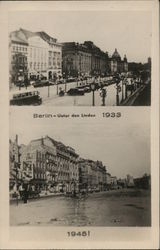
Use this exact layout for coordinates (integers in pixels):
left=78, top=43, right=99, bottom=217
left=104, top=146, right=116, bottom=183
left=10, top=80, right=132, bottom=106
left=10, top=189, right=151, bottom=226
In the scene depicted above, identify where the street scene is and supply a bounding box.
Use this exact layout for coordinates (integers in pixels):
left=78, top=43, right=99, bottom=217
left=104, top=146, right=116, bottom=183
left=10, top=189, right=151, bottom=227
left=9, top=11, right=151, bottom=106
left=9, top=109, right=151, bottom=226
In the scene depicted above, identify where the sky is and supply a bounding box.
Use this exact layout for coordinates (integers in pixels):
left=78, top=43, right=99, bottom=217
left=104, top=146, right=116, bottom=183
left=9, top=11, right=152, bottom=63
left=10, top=108, right=150, bottom=179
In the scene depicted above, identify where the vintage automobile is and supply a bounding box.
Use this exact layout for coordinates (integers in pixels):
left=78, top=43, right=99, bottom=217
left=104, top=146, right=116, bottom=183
left=77, top=85, right=91, bottom=93
left=67, top=88, right=85, bottom=96
left=10, top=91, right=42, bottom=106
left=33, top=79, right=52, bottom=88
left=66, top=77, right=76, bottom=83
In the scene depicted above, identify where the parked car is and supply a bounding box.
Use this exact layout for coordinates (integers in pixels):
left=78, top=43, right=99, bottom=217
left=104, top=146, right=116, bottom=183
left=88, top=188, right=93, bottom=193
left=95, top=188, right=100, bottom=192
left=33, top=79, right=51, bottom=88
left=16, top=81, right=25, bottom=88
left=77, top=86, right=91, bottom=93
left=67, top=88, right=85, bottom=96
left=66, top=77, right=76, bottom=83
left=29, top=80, right=36, bottom=86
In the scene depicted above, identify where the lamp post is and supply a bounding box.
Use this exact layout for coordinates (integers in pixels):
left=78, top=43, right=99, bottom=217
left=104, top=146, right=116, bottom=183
left=48, top=85, right=50, bottom=98
left=100, top=87, right=107, bottom=106
left=121, top=75, right=125, bottom=101
left=90, top=82, right=96, bottom=106
left=124, top=78, right=128, bottom=99
left=56, top=76, right=59, bottom=95
left=62, top=73, right=66, bottom=93
left=114, top=74, right=121, bottom=106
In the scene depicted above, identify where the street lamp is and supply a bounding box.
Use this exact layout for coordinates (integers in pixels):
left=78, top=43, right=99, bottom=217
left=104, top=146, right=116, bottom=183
left=90, top=82, right=96, bottom=106
left=121, top=75, right=125, bottom=101
left=114, top=74, right=121, bottom=106
left=62, top=73, right=66, bottom=93
left=100, top=87, right=107, bottom=106
left=56, top=75, right=59, bottom=95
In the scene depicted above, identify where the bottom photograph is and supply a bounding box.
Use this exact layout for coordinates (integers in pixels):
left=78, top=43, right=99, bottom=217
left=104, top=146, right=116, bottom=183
left=9, top=109, right=151, bottom=227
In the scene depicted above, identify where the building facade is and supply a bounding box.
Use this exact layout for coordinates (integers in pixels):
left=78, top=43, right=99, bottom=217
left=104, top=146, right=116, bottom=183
left=9, top=135, right=21, bottom=192
left=9, top=28, right=62, bottom=83
left=62, top=42, right=92, bottom=77
left=9, top=31, right=28, bottom=85
left=19, top=136, right=79, bottom=193
left=78, top=158, right=106, bottom=191
left=109, top=48, right=128, bottom=74
left=62, top=41, right=109, bottom=77
left=83, top=41, right=109, bottom=76
left=20, top=137, right=57, bottom=189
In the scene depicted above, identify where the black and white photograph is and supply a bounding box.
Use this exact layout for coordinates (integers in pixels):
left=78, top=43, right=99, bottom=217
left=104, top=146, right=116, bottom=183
left=9, top=109, right=151, bottom=227
left=9, top=10, right=151, bottom=106
left=0, top=0, right=159, bottom=249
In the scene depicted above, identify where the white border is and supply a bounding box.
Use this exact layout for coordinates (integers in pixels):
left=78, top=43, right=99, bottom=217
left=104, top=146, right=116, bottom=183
left=0, top=1, right=159, bottom=249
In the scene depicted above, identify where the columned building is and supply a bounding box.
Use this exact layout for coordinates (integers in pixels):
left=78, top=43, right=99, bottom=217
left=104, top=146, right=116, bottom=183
left=37, top=32, right=62, bottom=80
left=9, top=28, right=62, bottom=83
left=27, top=34, right=49, bottom=80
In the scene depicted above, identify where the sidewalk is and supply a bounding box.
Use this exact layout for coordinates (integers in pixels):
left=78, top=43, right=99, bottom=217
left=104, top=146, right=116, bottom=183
left=10, top=192, right=64, bottom=204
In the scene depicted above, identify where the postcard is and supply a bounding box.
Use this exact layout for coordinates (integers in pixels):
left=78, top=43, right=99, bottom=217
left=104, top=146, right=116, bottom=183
left=0, top=0, right=159, bottom=249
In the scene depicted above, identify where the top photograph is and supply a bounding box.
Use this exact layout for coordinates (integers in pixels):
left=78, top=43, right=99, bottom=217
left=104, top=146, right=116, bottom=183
left=9, top=10, right=151, bottom=106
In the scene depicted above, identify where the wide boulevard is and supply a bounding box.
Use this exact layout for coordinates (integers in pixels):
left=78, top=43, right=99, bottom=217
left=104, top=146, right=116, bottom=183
left=10, top=188, right=151, bottom=227
left=10, top=78, right=130, bottom=106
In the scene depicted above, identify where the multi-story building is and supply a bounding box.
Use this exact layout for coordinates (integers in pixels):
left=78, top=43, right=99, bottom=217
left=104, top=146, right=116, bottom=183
left=9, top=135, right=21, bottom=191
left=9, top=31, right=28, bottom=85
left=106, top=172, right=111, bottom=187
left=20, top=135, right=79, bottom=192
left=62, top=42, right=92, bottom=77
left=83, top=41, right=109, bottom=76
left=110, top=176, right=117, bottom=186
left=9, top=28, right=62, bottom=83
left=62, top=41, right=109, bottom=77
left=20, top=137, right=57, bottom=190
left=37, top=31, right=62, bottom=80
left=109, top=48, right=128, bottom=74
left=78, top=158, right=106, bottom=191
left=27, top=33, right=49, bottom=80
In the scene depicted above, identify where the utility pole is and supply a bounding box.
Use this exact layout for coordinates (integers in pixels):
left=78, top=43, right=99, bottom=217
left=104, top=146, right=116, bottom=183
left=48, top=85, right=50, bottom=97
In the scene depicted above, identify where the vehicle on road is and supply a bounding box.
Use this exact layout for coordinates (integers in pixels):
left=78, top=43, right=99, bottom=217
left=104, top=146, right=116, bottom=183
left=77, top=86, right=91, bottom=93
left=66, top=77, right=76, bottom=83
left=67, top=88, right=85, bottom=96
left=33, top=79, right=52, bottom=88
left=10, top=91, right=42, bottom=106
left=59, top=89, right=65, bottom=96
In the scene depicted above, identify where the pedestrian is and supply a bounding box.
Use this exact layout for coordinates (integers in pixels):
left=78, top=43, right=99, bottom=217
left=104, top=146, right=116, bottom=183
left=19, top=183, right=24, bottom=199
left=23, top=184, right=29, bottom=204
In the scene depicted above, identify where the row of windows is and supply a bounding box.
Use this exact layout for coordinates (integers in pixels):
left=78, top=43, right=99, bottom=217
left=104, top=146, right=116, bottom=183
left=12, top=46, right=27, bottom=52
left=49, top=51, right=61, bottom=56
left=34, top=173, right=45, bottom=179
